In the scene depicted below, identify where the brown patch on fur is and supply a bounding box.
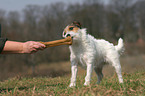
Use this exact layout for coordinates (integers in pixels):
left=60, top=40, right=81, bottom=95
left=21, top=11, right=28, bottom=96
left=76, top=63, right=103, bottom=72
left=64, top=25, right=80, bottom=33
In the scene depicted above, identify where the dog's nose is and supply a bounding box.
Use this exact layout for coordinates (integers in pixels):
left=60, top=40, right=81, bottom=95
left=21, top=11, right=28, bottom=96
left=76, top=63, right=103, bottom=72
left=66, top=34, right=71, bottom=37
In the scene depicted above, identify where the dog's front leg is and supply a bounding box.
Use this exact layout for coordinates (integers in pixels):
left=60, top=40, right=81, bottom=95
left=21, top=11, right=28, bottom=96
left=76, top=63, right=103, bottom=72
left=69, top=60, right=78, bottom=87
left=84, top=63, right=93, bottom=86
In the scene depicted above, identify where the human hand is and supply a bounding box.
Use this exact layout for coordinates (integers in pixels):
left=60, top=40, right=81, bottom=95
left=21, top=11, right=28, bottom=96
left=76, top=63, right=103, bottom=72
left=22, top=41, right=46, bottom=53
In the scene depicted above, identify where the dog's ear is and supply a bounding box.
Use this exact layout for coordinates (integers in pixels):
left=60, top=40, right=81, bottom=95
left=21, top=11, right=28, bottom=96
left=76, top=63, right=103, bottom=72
left=72, top=21, right=82, bottom=29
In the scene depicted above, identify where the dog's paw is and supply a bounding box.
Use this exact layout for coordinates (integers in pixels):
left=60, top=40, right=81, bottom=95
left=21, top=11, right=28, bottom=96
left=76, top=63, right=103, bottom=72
left=69, top=83, right=76, bottom=87
left=118, top=78, right=123, bottom=83
left=84, top=81, right=90, bottom=86
left=119, top=80, right=123, bottom=83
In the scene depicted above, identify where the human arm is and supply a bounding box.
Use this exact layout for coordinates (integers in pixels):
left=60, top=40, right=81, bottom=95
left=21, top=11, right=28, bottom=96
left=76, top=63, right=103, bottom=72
left=1, top=41, right=46, bottom=54
left=0, top=37, right=72, bottom=54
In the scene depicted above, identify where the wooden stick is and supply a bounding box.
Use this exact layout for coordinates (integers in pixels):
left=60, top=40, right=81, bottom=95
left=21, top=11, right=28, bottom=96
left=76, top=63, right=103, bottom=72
left=39, top=36, right=72, bottom=47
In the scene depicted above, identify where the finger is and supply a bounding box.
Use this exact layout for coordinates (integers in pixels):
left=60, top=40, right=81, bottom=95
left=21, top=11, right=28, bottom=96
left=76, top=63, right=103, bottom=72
left=33, top=42, right=46, bottom=48
left=30, top=49, right=37, bottom=54
left=32, top=45, right=40, bottom=49
left=32, top=44, right=46, bottom=50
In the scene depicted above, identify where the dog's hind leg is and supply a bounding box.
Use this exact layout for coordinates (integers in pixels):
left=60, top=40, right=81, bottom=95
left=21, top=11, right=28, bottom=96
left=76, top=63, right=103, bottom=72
left=108, top=57, right=123, bottom=83
left=94, top=67, right=103, bottom=84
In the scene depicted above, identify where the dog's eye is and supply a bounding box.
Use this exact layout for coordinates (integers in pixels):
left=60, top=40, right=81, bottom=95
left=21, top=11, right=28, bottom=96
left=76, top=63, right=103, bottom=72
left=69, top=27, right=74, bottom=30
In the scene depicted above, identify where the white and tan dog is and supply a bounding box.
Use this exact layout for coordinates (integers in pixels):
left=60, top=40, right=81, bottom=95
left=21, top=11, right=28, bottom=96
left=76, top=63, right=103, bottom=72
left=63, top=21, right=124, bottom=87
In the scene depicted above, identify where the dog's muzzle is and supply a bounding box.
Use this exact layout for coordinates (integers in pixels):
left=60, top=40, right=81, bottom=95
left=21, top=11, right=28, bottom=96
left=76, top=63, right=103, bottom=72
left=63, top=31, right=75, bottom=39
left=66, top=34, right=71, bottom=37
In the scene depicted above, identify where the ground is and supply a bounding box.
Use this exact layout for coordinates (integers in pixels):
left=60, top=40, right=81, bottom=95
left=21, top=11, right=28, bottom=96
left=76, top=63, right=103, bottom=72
left=0, top=55, right=145, bottom=95
left=0, top=71, right=144, bottom=96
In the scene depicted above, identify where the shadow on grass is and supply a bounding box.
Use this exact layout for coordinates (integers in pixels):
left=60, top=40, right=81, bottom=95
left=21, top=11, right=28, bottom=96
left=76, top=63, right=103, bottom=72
left=0, top=86, right=28, bottom=93
left=0, top=83, right=64, bottom=93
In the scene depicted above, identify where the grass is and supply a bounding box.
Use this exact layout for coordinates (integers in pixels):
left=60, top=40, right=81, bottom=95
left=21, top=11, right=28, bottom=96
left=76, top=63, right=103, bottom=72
left=0, top=55, right=145, bottom=96
left=0, top=71, right=144, bottom=96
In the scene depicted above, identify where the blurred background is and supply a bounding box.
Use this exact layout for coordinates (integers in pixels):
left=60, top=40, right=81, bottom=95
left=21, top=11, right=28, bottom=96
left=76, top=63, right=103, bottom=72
left=0, top=0, right=145, bottom=80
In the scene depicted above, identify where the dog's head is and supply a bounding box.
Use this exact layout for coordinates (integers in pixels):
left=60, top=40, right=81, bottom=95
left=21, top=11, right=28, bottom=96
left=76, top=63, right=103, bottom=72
left=62, top=21, right=82, bottom=40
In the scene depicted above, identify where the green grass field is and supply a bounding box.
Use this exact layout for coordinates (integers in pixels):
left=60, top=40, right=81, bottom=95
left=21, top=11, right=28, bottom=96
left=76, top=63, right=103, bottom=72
left=0, top=71, right=144, bottom=96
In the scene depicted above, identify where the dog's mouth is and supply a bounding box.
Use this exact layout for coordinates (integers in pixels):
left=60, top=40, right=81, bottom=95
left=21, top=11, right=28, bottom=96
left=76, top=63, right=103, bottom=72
left=66, top=34, right=71, bottom=37
left=66, top=34, right=74, bottom=39
left=63, top=31, right=75, bottom=39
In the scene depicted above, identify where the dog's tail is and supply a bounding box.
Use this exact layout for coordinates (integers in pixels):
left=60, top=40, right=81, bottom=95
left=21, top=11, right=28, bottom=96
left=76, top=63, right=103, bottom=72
left=115, top=38, right=124, bottom=55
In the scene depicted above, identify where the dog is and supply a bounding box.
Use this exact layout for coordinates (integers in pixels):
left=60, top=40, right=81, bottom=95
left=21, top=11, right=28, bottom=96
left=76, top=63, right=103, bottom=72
left=62, top=21, right=124, bottom=87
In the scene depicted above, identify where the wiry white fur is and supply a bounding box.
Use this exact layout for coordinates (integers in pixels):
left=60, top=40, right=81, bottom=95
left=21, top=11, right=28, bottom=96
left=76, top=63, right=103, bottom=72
left=63, top=28, right=124, bottom=87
